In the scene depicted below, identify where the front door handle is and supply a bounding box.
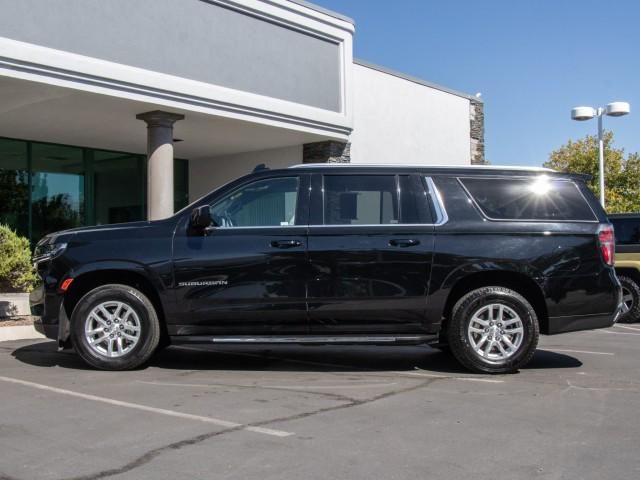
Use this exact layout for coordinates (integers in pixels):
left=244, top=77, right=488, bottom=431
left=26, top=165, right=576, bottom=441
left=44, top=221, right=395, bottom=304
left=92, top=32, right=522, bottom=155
left=389, top=239, right=420, bottom=248
left=270, top=240, right=302, bottom=249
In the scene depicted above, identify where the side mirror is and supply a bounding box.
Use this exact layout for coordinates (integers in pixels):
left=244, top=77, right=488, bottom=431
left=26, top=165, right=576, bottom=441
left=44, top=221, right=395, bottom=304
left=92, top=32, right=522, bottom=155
left=190, top=205, right=212, bottom=231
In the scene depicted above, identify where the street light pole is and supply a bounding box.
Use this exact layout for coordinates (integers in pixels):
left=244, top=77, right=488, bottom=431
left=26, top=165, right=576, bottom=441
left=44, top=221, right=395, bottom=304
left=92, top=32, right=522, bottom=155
left=571, top=102, right=630, bottom=210
left=597, top=108, right=605, bottom=207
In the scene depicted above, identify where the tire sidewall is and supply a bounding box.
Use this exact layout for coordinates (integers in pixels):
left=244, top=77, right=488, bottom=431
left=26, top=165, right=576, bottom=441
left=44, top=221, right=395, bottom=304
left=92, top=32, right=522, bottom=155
left=618, top=275, right=640, bottom=323
left=449, top=288, right=539, bottom=373
left=71, top=284, right=159, bottom=370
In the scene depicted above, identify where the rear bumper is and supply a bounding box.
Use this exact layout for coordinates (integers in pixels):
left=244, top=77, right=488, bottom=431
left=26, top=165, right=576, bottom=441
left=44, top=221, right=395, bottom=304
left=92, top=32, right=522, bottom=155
left=547, top=302, right=627, bottom=335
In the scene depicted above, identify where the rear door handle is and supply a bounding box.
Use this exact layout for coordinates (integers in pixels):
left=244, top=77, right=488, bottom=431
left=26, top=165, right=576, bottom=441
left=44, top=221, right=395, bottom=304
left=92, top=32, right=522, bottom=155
left=270, top=240, right=302, bottom=249
left=389, top=239, right=420, bottom=248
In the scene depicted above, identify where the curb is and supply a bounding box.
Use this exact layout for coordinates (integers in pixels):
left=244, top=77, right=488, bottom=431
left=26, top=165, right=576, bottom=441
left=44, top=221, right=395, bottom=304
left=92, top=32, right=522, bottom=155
left=0, top=325, right=45, bottom=342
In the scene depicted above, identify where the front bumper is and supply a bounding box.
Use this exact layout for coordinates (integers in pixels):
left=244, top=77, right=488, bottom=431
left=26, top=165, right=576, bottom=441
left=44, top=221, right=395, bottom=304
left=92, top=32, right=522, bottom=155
left=30, top=281, right=70, bottom=348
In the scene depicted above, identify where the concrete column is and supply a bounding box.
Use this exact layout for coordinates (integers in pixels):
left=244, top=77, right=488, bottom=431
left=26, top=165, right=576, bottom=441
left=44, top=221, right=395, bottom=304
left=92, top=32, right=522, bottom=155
left=136, top=110, right=184, bottom=220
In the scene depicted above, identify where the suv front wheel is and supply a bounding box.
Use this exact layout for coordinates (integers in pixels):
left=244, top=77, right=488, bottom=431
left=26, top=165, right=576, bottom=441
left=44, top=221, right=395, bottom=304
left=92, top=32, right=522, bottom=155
left=70, top=284, right=161, bottom=370
left=447, top=286, right=539, bottom=374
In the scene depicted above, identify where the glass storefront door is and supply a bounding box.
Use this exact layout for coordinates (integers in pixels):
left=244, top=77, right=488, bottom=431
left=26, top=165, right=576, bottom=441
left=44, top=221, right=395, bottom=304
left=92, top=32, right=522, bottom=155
left=0, top=137, right=189, bottom=244
left=31, top=143, right=85, bottom=242
left=0, top=139, right=29, bottom=238
left=92, top=150, right=145, bottom=225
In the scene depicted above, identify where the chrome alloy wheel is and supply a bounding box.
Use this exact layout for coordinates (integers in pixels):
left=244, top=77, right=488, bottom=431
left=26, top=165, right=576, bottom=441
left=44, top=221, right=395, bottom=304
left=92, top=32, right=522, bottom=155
left=622, top=286, right=634, bottom=311
left=84, top=301, right=141, bottom=358
left=467, top=303, right=524, bottom=361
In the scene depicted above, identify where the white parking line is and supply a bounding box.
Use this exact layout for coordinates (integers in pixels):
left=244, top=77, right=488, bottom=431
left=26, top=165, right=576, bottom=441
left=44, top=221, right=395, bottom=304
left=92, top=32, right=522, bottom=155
left=551, top=348, right=615, bottom=356
left=0, top=375, right=293, bottom=438
left=391, top=371, right=505, bottom=383
left=594, top=328, right=640, bottom=336
left=615, top=324, right=640, bottom=332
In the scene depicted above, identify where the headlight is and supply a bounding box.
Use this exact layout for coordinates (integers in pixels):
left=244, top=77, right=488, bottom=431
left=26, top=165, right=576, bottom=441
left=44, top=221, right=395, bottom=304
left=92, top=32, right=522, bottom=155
left=33, top=242, right=68, bottom=264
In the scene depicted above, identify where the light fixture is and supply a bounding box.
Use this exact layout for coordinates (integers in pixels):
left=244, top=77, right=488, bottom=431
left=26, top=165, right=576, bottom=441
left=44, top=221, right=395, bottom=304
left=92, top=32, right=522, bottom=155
left=570, top=101, right=630, bottom=208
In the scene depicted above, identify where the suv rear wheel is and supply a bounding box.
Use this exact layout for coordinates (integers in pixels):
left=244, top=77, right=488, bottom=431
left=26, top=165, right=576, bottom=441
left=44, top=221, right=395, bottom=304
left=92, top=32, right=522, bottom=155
left=447, top=286, right=539, bottom=374
left=70, top=284, right=161, bottom=370
left=618, top=275, right=640, bottom=323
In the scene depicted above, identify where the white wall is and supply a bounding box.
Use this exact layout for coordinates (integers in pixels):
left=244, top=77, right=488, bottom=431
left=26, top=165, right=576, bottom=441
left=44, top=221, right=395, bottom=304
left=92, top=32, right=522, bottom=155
left=350, top=63, right=471, bottom=165
left=189, top=145, right=302, bottom=201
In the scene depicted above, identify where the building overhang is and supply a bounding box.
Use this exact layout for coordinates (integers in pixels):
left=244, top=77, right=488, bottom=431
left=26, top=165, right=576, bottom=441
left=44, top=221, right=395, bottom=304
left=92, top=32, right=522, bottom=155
left=0, top=75, right=335, bottom=160
left=0, top=0, right=354, bottom=141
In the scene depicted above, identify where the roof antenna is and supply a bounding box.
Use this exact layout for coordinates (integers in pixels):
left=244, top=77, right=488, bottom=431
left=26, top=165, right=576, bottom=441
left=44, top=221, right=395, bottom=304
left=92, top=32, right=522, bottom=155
left=253, top=163, right=268, bottom=172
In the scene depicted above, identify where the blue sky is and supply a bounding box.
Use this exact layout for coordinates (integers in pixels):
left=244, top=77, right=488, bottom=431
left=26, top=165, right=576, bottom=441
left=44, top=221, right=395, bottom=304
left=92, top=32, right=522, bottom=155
left=313, top=0, right=639, bottom=166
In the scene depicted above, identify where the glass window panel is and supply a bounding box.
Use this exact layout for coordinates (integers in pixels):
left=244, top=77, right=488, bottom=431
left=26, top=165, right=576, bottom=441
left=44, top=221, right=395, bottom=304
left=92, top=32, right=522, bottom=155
left=210, top=177, right=299, bottom=227
left=0, top=138, right=29, bottom=238
left=399, top=175, right=431, bottom=224
left=460, top=177, right=596, bottom=221
left=93, top=150, right=144, bottom=224
left=323, top=175, right=399, bottom=225
left=174, top=158, right=189, bottom=213
left=31, top=142, right=84, bottom=241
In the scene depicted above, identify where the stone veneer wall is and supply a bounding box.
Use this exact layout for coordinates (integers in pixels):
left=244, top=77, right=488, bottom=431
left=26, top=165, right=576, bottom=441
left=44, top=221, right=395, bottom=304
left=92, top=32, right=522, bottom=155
left=303, top=141, right=351, bottom=163
left=470, top=99, right=485, bottom=165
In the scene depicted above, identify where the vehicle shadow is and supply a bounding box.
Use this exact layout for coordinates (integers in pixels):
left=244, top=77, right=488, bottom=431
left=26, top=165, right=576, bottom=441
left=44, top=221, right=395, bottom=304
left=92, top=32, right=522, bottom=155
left=11, top=341, right=582, bottom=374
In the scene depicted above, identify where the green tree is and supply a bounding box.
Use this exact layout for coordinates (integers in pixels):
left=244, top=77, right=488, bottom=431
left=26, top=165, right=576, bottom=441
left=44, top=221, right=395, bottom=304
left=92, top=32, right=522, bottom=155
left=544, top=132, right=640, bottom=213
left=0, top=224, right=38, bottom=293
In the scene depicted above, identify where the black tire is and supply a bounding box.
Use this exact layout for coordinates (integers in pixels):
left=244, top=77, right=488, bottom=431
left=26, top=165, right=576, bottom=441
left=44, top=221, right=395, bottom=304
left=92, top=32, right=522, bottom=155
left=447, top=286, right=539, bottom=374
left=618, top=275, right=640, bottom=323
left=70, top=284, right=161, bottom=370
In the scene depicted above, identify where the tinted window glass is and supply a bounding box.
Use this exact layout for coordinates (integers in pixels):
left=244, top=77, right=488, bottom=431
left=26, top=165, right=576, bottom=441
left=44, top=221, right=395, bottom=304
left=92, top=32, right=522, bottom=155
left=461, top=177, right=596, bottom=221
left=610, top=217, right=640, bottom=245
left=210, top=177, right=298, bottom=227
left=323, top=175, right=398, bottom=225
left=399, top=175, right=431, bottom=224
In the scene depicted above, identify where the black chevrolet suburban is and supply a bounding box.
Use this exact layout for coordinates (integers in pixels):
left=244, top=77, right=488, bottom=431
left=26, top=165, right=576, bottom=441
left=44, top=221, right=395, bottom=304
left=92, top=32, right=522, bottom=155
left=31, top=164, right=625, bottom=374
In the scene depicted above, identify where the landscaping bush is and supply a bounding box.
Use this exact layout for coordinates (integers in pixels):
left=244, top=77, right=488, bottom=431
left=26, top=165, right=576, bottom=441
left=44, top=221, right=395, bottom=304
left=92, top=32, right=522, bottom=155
left=0, top=224, right=38, bottom=293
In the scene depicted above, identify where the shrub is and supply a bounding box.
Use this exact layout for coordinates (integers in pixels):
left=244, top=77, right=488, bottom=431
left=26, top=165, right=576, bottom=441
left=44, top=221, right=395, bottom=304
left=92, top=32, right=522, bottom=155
left=0, top=224, right=38, bottom=293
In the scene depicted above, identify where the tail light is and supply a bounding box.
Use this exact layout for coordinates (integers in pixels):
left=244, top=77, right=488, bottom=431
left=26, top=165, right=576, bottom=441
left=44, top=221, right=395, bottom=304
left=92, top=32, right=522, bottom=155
left=598, top=225, right=615, bottom=266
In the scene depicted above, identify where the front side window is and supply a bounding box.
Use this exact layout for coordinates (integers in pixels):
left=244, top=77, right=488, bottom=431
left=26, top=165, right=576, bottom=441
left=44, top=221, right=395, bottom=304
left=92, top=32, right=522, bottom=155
left=209, top=177, right=299, bottom=228
left=460, top=176, right=596, bottom=222
left=323, top=175, right=398, bottom=225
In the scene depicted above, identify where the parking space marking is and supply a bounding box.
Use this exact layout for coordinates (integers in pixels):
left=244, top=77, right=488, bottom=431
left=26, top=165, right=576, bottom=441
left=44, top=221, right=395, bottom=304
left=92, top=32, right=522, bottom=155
left=0, top=375, right=293, bottom=438
left=551, top=348, right=615, bottom=356
left=391, top=371, right=505, bottom=383
left=614, top=324, right=640, bottom=332
left=594, top=328, right=640, bottom=336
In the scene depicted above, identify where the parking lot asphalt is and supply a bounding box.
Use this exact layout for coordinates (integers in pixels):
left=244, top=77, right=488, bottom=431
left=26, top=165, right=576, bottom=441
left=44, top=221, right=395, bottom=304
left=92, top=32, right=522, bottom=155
left=1, top=324, right=640, bottom=480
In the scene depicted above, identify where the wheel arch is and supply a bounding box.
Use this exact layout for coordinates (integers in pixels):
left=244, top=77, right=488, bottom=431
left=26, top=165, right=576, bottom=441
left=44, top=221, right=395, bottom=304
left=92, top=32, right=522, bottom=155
left=615, top=266, right=640, bottom=285
left=62, top=267, right=168, bottom=345
left=441, top=270, right=549, bottom=334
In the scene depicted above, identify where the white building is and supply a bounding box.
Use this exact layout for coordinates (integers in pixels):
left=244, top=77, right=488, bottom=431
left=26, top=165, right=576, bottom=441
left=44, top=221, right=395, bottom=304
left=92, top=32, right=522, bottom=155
left=0, top=0, right=483, bottom=242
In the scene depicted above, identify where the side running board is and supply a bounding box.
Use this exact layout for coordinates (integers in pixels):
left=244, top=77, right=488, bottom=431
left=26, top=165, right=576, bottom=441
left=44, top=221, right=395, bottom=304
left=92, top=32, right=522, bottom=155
left=170, top=335, right=436, bottom=345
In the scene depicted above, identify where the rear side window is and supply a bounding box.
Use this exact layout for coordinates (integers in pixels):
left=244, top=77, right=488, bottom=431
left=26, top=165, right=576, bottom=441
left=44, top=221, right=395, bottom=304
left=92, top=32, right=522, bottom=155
left=610, top=217, right=640, bottom=245
left=460, top=177, right=596, bottom=221
left=323, top=175, right=398, bottom=225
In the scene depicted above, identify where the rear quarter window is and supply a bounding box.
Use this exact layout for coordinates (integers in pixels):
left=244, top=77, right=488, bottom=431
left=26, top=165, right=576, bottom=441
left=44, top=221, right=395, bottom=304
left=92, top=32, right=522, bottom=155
left=460, top=176, right=597, bottom=222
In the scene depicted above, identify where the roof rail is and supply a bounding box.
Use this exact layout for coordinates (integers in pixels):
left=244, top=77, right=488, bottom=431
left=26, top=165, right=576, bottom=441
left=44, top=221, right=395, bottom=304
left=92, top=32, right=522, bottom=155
left=288, top=163, right=555, bottom=172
